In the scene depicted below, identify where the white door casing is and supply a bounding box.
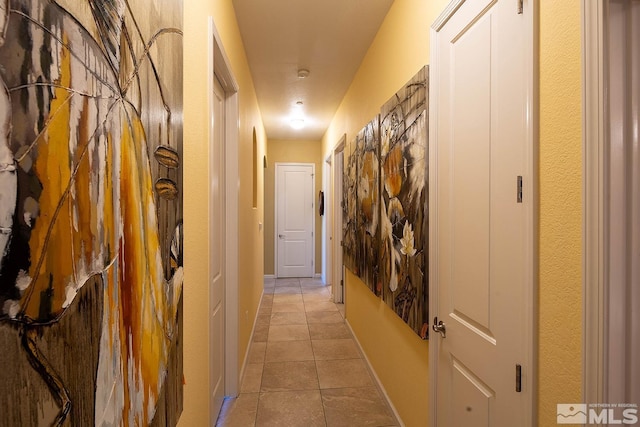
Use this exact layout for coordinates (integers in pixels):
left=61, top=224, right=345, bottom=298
left=333, top=138, right=346, bottom=304
left=275, top=163, right=315, bottom=278
left=430, top=0, right=536, bottom=425
left=210, top=74, right=226, bottom=418
left=208, top=18, right=240, bottom=420
left=583, top=0, right=640, bottom=409
left=323, top=157, right=332, bottom=285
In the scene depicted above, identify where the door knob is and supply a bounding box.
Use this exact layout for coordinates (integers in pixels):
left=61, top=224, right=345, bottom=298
left=278, top=234, right=284, bottom=239
left=432, top=317, right=446, bottom=338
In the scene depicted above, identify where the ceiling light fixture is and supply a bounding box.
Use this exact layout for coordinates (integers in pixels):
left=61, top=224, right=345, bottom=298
left=290, top=118, right=305, bottom=129
left=297, top=68, right=310, bottom=79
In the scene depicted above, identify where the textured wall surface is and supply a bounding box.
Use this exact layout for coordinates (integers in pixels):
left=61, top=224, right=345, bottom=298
left=538, top=0, right=584, bottom=424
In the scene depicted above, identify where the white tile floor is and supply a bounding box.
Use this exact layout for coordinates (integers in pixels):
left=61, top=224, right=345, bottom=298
left=215, top=278, right=398, bottom=427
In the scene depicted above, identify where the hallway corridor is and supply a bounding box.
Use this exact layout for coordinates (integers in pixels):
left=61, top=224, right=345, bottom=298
left=216, top=278, right=398, bottom=426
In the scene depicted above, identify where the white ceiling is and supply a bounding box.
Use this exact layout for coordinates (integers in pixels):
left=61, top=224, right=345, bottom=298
left=232, top=0, right=394, bottom=141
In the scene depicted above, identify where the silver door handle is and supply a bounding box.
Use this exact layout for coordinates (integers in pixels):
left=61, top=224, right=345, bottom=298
left=432, top=317, right=446, bottom=338
left=278, top=234, right=284, bottom=239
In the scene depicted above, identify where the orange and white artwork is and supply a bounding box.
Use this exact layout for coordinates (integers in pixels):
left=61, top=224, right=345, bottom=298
left=0, top=0, right=183, bottom=424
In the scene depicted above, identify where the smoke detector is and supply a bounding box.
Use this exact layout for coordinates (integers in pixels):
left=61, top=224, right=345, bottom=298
left=297, top=68, right=310, bottom=79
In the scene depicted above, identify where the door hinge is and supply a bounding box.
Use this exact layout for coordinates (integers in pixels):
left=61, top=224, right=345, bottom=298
left=517, top=176, right=523, bottom=203
left=517, top=0, right=523, bottom=14
left=516, top=364, right=522, bottom=392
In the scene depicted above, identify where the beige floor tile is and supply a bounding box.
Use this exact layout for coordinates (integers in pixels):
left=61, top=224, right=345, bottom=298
left=316, top=359, right=373, bottom=389
left=271, top=302, right=305, bottom=313
left=275, top=278, right=300, bottom=286
left=312, top=339, right=360, bottom=360
left=253, top=323, right=269, bottom=342
left=308, top=323, right=351, bottom=340
left=256, top=390, right=325, bottom=427
left=273, top=286, right=302, bottom=294
left=273, top=294, right=304, bottom=304
left=300, top=278, right=325, bottom=287
left=260, top=360, right=319, bottom=392
left=247, top=342, right=267, bottom=364
left=270, top=311, right=307, bottom=325
left=322, top=387, right=398, bottom=427
left=262, top=294, right=274, bottom=303
left=268, top=324, right=310, bottom=341
left=240, top=364, right=264, bottom=393
left=302, top=292, right=332, bottom=302
left=301, top=286, right=331, bottom=295
left=265, top=340, right=314, bottom=362
left=262, top=286, right=275, bottom=295
left=305, top=311, right=344, bottom=324
left=216, top=393, right=259, bottom=427
left=264, top=277, right=276, bottom=286
left=304, top=301, right=339, bottom=312
left=255, top=314, right=270, bottom=327
left=258, top=301, right=272, bottom=315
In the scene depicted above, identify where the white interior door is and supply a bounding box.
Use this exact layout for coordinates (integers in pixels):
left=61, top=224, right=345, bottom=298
left=276, top=163, right=314, bottom=278
left=431, top=0, right=534, bottom=425
left=210, top=75, right=226, bottom=417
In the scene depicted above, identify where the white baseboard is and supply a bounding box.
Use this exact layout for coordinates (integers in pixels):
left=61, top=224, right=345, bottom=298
left=314, top=273, right=321, bottom=279
left=263, top=274, right=275, bottom=280
left=345, top=319, right=405, bottom=427
left=238, top=289, right=267, bottom=394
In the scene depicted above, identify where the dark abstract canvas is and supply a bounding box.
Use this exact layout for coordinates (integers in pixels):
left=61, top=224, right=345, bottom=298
left=0, top=0, right=183, bottom=424
left=342, top=134, right=358, bottom=275
left=380, top=66, right=428, bottom=338
left=343, top=67, right=429, bottom=339
left=355, top=117, right=380, bottom=295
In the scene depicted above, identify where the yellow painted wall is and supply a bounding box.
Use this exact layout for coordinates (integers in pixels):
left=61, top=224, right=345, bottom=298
left=264, top=139, right=323, bottom=276
left=181, top=0, right=265, bottom=425
left=538, top=0, right=583, bottom=424
left=178, top=0, right=583, bottom=425
left=321, top=1, right=448, bottom=425
left=322, top=0, right=584, bottom=426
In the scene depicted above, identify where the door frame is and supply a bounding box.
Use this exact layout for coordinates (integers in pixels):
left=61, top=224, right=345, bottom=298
left=274, top=162, right=315, bottom=278
left=582, top=0, right=606, bottom=406
left=323, top=155, right=332, bottom=285
left=332, top=135, right=346, bottom=304
left=208, top=18, right=239, bottom=401
left=583, top=0, right=640, bottom=407
left=428, top=0, right=538, bottom=424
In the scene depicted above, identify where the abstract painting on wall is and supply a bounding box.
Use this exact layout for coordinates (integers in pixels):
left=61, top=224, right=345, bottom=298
left=380, top=66, right=428, bottom=338
left=342, top=67, right=428, bottom=339
left=0, top=0, right=183, bottom=425
left=342, top=134, right=358, bottom=275
left=355, top=117, right=380, bottom=295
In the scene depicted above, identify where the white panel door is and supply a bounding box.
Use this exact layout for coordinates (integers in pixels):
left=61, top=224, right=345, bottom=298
left=210, top=75, right=225, bottom=418
left=276, top=163, right=314, bottom=278
left=431, top=0, right=533, bottom=425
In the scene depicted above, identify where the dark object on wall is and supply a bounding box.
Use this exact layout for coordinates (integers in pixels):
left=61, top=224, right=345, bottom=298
left=318, top=191, right=324, bottom=216
left=0, top=0, right=184, bottom=424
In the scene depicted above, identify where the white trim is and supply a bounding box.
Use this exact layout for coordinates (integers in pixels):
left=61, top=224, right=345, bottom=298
left=314, top=273, right=322, bottom=279
left=345, top=320, right=404, bottom=427
left=582, top=0, right=606, bottom=408
left=322, top=155, right=332, bottom=285
left=263, top=274, right=276, bottom=280
left=274, top=162, right=316, bottom=278
left=238, top=290, right=268, bottom=393
left=332, top=136, right=346, bottom=304
left=208, top=18, right=240, bottom=404
left=428, top=1, right=537, bottom=425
